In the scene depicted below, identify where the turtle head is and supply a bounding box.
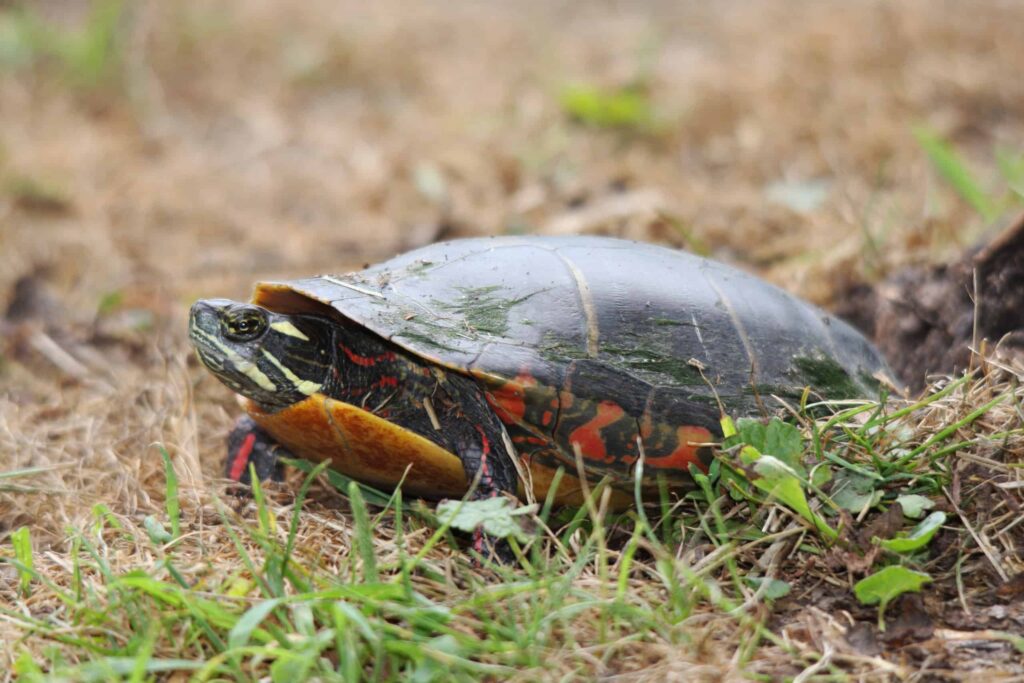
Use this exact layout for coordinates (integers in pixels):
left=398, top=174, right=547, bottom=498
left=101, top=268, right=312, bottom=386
left=189, top=299, right=333, bottom=409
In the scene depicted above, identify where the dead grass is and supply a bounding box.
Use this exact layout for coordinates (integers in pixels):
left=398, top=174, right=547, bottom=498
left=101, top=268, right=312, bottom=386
left=2, top=0, right=1024, bottom=680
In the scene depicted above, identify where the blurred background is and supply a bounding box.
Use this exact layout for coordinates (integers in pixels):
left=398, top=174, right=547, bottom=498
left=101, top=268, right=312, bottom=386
left=2, top=0, right=1023, bottom=536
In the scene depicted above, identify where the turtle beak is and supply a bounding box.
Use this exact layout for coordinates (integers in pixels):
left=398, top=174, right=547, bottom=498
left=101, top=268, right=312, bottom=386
left=188, top=299, right=233, bottom=365
left=192, top=301, right=224, bottom=368
left=189, top=299, right=232, bottom=336
left=190, top=298, right=231, bottom=319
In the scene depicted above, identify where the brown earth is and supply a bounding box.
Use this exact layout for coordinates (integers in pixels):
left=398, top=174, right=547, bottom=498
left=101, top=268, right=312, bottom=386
left=2, top=0, right=1024, bottom=679
left=838, top=212, right=1024, bottom=390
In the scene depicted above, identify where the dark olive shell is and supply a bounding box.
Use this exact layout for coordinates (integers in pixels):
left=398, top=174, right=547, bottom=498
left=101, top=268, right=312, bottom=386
left=266, top=236, right=888, bottom=402
left=254, top=236, right=891, bottom=484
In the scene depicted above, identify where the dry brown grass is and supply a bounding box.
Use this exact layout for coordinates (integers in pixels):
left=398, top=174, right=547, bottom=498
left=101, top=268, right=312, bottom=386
left=2, top=0, right=1024, bottom=679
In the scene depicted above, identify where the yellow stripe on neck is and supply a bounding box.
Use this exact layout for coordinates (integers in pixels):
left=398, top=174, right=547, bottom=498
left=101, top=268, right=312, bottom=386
left=261, top=349, right=322, bottom=396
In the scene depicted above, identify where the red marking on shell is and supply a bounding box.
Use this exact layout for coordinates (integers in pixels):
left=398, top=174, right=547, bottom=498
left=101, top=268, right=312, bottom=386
left=541, top=410, right=553, bottom=426
left=375, top=376, right=399, bottom=389
left=569, top=401, right=625, bottom=464
left=229, top=432, right=257, bottom=481
left=486, top=382, right=527, bottom=424
left=339, top=344, right=396, bottom=367
left=644, top=426, right=714, bottom=471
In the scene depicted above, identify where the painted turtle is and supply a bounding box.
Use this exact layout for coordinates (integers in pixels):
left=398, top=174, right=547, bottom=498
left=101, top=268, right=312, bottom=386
left=189, top=236, right=891, bottom=514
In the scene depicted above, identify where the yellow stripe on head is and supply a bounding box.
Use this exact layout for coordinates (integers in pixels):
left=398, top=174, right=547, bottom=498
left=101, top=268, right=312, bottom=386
left=271, top=321, right=310, bottom=341
left=192, top=327, right=278, bottom=392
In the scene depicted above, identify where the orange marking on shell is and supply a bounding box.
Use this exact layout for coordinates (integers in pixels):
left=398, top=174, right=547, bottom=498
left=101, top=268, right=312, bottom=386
left=243, top=395, right=467, bottom=499
left=485, top=381, right=527, bottom=425
left=541, top=410, right=553, bottom=426
left=644, top=426, right=714, bottom=471
left=569, top=400, right=625, bottom=464
left=516, top=371, right=538, bottom=386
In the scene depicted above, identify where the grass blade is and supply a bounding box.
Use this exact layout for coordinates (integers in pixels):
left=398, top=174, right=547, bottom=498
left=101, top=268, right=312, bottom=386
left=348, top=481, right=379, bottom=582
left=914, top=125, right=997, bottom=221
left=12, top=526, right=33, bottom=597
left=159, top=446, right=180, bottom=539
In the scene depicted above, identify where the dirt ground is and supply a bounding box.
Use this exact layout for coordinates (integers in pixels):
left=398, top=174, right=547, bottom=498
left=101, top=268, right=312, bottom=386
left=2, top=0, right=1024, bottom=678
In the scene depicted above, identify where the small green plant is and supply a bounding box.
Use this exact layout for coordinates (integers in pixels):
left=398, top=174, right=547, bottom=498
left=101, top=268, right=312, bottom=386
left=721, top=416, right=838, bottom=540
left=0, top=0, right=126, bottom=91
left=3, top=174, right=72, bottom=213
left=436, top=497, right=536, bottom=543
left=560, top=83, right=657, bottom=132
left=876, top=511, right=946, bottom=554
left=854, top=565, right=932, bottom=630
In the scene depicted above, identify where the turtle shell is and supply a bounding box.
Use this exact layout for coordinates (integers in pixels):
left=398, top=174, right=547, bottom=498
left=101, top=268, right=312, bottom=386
left=249, top=236, right=891, bottom=496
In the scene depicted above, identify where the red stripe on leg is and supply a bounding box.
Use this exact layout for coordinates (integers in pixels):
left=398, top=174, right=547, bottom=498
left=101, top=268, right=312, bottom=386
left=229, top=432, right=257, bottom=481
left=474, top=425, right=498, bottom=497
left=473, top=528, right=486, bottom=555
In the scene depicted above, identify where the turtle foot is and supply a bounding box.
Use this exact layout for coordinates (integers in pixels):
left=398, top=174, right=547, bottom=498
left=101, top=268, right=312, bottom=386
left=225, top=416, right=287, bottom=486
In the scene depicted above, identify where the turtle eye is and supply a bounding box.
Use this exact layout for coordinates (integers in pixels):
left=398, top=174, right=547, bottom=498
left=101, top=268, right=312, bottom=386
left=223, top=307, right=268, bottom=342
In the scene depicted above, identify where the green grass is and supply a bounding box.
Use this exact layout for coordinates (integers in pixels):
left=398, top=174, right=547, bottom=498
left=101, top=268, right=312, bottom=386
left=915, top=125, right=1024, bottom=223
left=0, top=0, right=126, bottom=91
left=2, top=370, right=1022, bottom=680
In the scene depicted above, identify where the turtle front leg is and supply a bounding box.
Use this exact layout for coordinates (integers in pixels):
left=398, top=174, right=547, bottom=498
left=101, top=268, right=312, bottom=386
left=225, top=416, right=287, bottom=485
left=438, top=374, right=520, bottom=561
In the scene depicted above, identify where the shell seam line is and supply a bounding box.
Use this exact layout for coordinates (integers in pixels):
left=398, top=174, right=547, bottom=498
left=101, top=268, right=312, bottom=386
left=554, top=252, right=600, bottom=358
left=702, top=274, right=759, bottom=381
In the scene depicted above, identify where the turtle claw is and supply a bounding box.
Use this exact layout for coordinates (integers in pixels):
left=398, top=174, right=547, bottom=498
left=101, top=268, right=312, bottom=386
left=225, top=416, right=286, bottom=486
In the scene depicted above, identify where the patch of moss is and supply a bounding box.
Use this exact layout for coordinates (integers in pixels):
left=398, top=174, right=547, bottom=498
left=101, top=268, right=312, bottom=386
left=435, top=286, right=541, bottom=337
left=396, top=330, right=463, bottom=354
left=742, top=383, right=806, bottom=400
left=602, top=344, right=704, bottom=386
left=792, top=355, right=865, bottom=400
left=404, top=259, right=438, bottom=276
left=538, top=333, right=590, bottom=363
